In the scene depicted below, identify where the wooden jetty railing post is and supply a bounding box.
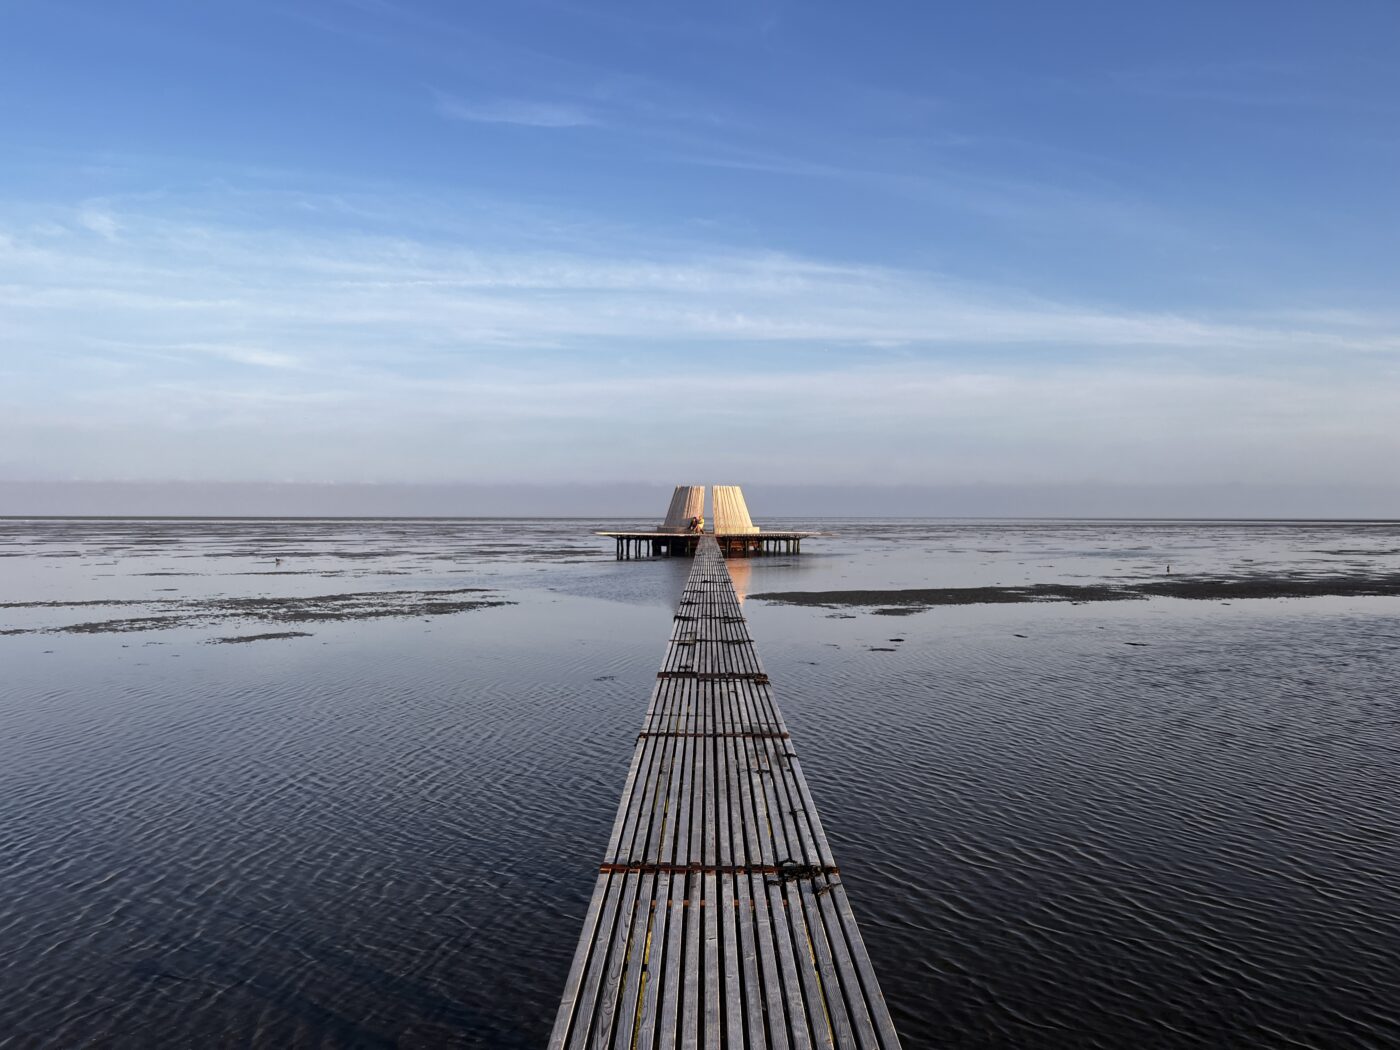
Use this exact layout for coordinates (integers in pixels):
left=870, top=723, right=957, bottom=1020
left=549, top=536, right=903, bottom=1049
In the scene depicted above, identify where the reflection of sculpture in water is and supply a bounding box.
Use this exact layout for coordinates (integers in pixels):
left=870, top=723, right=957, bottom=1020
left=726, top=556, right=751, bottom=603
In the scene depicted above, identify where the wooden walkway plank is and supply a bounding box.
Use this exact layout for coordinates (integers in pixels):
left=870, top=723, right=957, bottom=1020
left=550, top=537, right=903, bottom=1049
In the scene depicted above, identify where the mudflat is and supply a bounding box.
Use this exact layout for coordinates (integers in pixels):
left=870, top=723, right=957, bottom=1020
left=752, top=570, right=1400, bottom=610
left=1, top=588, right=513, bottom=636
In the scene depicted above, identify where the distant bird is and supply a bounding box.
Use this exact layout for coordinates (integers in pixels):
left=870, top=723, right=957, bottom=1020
left=274, top=557, right=283, bottom=567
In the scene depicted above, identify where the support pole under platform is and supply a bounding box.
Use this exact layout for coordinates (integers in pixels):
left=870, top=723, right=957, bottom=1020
left=548, top=536, right=903, bottom=1049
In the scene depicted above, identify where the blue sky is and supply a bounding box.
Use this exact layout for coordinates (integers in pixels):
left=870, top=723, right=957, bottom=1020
left=2, top=0, right=1397, bottom=504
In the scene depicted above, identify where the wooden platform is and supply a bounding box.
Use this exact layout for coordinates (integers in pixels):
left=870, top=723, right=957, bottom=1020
left=548, top=536, right=903, bottom=1049
left=597, top=531, right=817, bottom=559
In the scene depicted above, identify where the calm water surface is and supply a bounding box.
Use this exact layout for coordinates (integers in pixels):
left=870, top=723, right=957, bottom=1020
left=2, top=518, right=1398, bottom=1048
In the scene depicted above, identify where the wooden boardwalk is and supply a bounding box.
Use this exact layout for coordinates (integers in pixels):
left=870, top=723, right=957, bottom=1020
left=548, top=536, right=903, bottom=1049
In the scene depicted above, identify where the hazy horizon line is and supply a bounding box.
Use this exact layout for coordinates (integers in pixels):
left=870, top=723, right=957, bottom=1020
left=3, top=479, right=1399, bottom=520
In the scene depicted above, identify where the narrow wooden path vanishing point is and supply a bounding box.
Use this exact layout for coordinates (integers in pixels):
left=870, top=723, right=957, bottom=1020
left=548, top=536, right=903, bottom=1049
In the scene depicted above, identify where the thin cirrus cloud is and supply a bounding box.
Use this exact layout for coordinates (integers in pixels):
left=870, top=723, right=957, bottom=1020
left=2, top=193, right=1398, bottom=489
left=433, top=90, right=598, bottom=128
left=3, top=198, right=1399, bottom=367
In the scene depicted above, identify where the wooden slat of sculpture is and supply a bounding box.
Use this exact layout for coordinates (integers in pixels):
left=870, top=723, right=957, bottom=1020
left=712, top=484, right=760, bottom=535
left=661, top=485, right=706, bottom=531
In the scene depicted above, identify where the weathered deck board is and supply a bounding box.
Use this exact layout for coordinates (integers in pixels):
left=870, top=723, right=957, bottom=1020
left=548, top=537, right=902, bottom=1049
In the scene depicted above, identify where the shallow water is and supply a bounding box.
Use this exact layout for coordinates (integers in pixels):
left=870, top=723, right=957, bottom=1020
left=2, top=519, right=1398, bottom=1048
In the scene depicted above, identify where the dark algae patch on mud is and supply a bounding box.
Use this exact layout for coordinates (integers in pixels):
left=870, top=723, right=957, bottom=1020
left=753, top=570, right=1400, bottom=610
left=207, top=631, right=315, bottom=644
left=3, top=587, right=515, bottom=636
left=49, top=615, right=195, bottom=635
left=1141, top=572, right=1400, bottom=600
left=755, top=582, right=1138, bottom=608
left=212, top=588, right=513, bottom=624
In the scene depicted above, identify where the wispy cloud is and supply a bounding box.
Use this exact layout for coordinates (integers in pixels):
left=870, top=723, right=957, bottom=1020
left=3, top=196, right=1398, bottom=361
left=433, top=90, right=597, bottom=128
left=1, top=191, right=1397, bottom=485
left=77, top=207, right=121, bottom=241
left=108, top=340, right=305, bottom=371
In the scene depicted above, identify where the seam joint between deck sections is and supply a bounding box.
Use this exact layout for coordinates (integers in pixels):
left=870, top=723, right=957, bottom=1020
left=598, top=862, right=842, bottom=877
left=655, top=671, right=771, bottom=683
left=637, top=730, right=790, bottom=739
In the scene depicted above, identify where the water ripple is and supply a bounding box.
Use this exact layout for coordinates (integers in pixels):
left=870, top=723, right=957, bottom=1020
left=2, top=521, right=1399, bottom=1048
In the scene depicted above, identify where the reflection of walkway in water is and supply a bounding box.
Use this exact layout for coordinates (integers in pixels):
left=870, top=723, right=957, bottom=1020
left=725, top=554, right=751, bottom=603
left=548, top=536, right=902, bottom=1049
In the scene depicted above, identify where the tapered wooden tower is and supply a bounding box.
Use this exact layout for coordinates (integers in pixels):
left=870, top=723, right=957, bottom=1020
left=659, top=485, right=705, bottom=530
left=711, top=484, right=759, bottom=535
left=597, top=483, right=815, bottom=558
